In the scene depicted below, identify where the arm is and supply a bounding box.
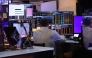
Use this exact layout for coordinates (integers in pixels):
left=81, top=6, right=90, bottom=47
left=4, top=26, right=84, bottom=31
left=52, top=31, right=66, bottom=42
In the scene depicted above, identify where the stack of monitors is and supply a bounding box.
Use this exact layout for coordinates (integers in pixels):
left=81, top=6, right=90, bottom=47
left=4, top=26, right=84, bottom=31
left=9, top=3, right=33, bottom=20
left=62, top=12, right=73, bottom=35
left=33, top=11, right=74, bottom=35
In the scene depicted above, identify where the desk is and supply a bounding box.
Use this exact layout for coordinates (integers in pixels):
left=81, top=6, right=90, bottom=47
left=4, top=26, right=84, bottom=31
left=88, top=47, right=92, bottom=50
left=87, top=47, right=92, bottom=57
left=0, top=46, right=53, bottom=58
left=65, top=40, right=79, bottom=43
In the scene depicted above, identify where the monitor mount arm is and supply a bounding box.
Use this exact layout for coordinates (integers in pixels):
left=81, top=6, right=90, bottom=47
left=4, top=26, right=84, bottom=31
left=21, top=21, right=31, bottom=47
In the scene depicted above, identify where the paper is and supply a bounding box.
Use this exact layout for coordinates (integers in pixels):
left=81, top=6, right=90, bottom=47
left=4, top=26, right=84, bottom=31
left=3, top=13, right=7, bottom=18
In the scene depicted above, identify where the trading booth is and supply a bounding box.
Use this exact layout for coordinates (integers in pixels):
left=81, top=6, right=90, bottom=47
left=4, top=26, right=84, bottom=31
left=0, top=0, right=86, bottom=58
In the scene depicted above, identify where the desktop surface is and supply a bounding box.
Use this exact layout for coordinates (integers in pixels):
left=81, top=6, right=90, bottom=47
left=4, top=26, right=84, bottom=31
left=0, top=46, right=53, bottom=58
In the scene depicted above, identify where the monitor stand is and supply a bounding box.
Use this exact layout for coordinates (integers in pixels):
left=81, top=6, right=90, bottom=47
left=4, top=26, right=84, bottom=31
left=22, top=26, right=32, bottom=48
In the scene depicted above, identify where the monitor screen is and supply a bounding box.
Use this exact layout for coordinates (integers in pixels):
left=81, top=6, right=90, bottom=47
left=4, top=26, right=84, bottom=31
left=52, top=12, right=63, bottom=24
left=74, top=34, right=79, bottom=37
left=2, top=21, right=8, bottom=34
left=52, top=11, right=73, bottom=24
left=33, top=16, right=53, bottom=26
left=13, top=23, right=29, bottom=38
left=74, top=16, right=82, bottom=33
left=9, top=4, right=33, bottom=20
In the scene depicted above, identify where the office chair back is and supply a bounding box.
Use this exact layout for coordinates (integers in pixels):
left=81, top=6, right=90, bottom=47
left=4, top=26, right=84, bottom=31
left=55, top=41, right=65, bottom=58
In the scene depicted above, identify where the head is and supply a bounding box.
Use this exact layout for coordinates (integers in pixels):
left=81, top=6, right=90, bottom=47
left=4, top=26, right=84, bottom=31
left=39, top=18, right=49, bottom=27
left=83, top=18, right=91, bottom=27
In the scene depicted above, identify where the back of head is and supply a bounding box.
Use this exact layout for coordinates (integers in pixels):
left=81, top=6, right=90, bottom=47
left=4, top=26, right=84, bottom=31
left=39, top=18, right=49, bottom=27
left=83, top=18, right=91, bottom=26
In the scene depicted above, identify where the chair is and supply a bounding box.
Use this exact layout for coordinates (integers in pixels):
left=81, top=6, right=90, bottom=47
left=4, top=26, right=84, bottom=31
left=55, top=41, right=65, bottom=58
left=55, top=40, right=73, bottom=58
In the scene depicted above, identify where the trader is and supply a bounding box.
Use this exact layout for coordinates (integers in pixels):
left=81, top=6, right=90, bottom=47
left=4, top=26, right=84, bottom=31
left=33, top=18, right=66, bottom=47
left=82, top=18, right=92, bottom=49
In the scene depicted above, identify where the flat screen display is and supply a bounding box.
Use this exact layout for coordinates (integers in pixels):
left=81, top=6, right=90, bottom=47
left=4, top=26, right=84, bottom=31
left=9, top=4, right=33, bottom=20
left=13, top=23, right=29, bottom=38
left=74, top=34, right=79, bottom=37
left=74, top=16, right=82, bottom=33
left=33, top=16, right=53, bottom=26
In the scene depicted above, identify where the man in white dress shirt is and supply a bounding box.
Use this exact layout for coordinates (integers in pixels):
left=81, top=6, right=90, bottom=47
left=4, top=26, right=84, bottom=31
left=33, top=18, right=66, bottom=47
left=82, top=18, right=92, bottom=49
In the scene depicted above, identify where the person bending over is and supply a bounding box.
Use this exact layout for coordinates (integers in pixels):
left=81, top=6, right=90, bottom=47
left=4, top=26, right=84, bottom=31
left=33, top=18, right=66, bottom=47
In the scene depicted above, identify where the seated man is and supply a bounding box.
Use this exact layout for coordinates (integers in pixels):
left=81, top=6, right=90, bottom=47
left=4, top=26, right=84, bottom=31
left=82, top=18, right=92, bottom=49
left=33, top=18, right=66, bottom=47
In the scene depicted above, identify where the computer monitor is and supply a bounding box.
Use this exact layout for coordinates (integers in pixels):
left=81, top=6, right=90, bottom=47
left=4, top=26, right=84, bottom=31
left=4, top=27, right=20, bottom=46
left=74, top=16, right=82, bottom=33
left=74, top=34, right=79, bottom=37
left=73, top=34, right=79, bottom=41
left=33, top=16, right=53, bottom=26
left=13, top=23, right=29, bottom=38
left=9, top=3, right=33, bottom=20
left=52, top=11, right=63, bottom=24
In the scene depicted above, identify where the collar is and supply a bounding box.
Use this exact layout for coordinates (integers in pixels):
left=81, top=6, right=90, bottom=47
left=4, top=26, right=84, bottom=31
left=83, top=26, right=90, bottom=29
left=83, top=26, right=91, bottom=30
